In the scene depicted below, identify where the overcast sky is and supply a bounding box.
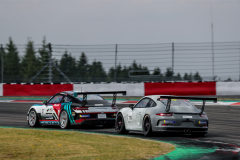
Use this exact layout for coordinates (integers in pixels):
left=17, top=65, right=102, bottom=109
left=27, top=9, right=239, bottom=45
left=1, top=0, right=239, bottom=44
left=0, top=0, right=240, bottom=81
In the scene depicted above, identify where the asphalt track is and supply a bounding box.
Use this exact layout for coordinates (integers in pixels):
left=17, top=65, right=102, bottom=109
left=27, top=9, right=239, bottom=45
left=0, top=102, right=240, bottom=159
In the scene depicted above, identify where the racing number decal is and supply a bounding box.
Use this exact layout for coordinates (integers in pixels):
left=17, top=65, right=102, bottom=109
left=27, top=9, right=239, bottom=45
left=127, top=111, right=133, bottom=123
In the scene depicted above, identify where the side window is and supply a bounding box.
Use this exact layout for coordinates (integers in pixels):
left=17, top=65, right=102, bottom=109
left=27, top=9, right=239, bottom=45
left=146, top=100, right=157, bottom=107
left=63, top=96, right=71, bottom=103
left=48, top=95, right=64, bottom=104
left=135, top=99, right=150, bottom=108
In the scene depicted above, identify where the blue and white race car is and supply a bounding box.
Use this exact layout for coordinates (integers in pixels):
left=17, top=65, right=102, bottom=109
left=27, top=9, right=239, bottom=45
left=27, top=91, right=126, bottom=129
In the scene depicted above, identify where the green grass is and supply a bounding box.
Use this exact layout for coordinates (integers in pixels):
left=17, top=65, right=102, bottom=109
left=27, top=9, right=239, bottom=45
left=0, top=128, right=175, bottom=160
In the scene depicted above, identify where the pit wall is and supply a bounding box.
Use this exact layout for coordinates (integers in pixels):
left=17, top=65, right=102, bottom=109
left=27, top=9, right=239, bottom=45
left=0, top=82, right=239, bottom=96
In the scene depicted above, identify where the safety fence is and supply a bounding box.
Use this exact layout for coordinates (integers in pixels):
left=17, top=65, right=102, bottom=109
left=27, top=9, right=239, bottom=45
left=1, top=82, right=240, bottom=96
left=1, top=41, right=240, bottom=83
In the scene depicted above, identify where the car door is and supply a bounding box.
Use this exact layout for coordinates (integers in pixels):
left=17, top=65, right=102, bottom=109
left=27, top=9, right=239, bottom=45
left=41, top=94, right=64, bottom=124
left=131, top=98, right=151, bottom=131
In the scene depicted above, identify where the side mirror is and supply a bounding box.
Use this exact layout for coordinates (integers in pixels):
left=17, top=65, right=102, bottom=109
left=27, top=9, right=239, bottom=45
left=129, top=104, right=134, bottom=110
left=43, top=100, right=48, bottom=105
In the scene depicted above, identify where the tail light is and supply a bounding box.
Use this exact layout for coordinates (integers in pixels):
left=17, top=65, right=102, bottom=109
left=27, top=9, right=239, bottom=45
left=73, top=107, right=89, bottom=110
left=161, top=124, right=168, bottom=126
left=199, top=114, right=207, bottom=117
left=111, top=105, right=118, bottom=109
left=156, top=113, right=173, bottom=116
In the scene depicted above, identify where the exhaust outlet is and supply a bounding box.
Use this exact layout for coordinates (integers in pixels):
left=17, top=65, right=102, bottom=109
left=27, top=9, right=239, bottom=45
left=183, top=129, right=191, bottom=134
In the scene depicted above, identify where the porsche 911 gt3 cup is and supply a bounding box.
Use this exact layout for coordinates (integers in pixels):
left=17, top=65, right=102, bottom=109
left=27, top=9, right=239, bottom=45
left=115, top=95, right=217, bottom=136
left=27, top=91, right=126, bottom=129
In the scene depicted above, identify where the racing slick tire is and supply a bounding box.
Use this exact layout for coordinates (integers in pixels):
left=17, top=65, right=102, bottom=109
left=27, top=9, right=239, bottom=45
left=142, top=115, right=152, bottom=137
left=59, top=110, right=70, bottom=129
left=115, top=113, right=129, bottom=134
left=28, top=109, right=40, bottom=127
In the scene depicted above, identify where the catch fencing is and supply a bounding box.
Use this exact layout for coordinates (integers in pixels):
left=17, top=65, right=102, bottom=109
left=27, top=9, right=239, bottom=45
left=0, top=41, right=240, bottom=83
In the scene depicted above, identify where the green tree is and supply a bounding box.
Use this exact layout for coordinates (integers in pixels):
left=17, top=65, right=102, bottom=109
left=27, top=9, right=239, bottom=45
left=4, top=37, right=20, bottom=82
left=38, top=36, right=50, bottom=82
left=176, top=73, right=182, bottom=80
left=20, top=39, right=41, bottom=82
left=152, top=67, right=162, bottom=76
left=193, top=72, right=202, bottom=81
left=183, top=73, right=189, bottom=81
left=88, top=60, right=107, bottom=82
left=165, top=68, right=174, bottom=80
left=128, top=60, right=149, bottom=76
left=77, top=52, right=89, bottom=81
left=0, top=45, right=6, bottom=82
left=59, top=51, right=77, bottom=79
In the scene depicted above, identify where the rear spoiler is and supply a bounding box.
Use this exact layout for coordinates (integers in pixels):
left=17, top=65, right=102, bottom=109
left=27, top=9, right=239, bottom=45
left=75, top=91, right=127, bottom=107
left=158, top=96, right=217, bottom=114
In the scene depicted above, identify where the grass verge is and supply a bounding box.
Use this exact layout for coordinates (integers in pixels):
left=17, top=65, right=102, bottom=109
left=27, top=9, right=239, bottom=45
left=0, top=128, right=175, bottom=160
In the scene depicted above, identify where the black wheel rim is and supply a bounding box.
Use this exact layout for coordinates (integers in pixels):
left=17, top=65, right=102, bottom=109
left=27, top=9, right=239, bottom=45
left=144, top=117, right=150, bottom=132
left=117, top=116, right=122, bottom=130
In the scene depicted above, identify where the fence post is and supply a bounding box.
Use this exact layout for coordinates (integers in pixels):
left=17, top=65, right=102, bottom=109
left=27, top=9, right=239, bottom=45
left=48, top=43, right=52, bottom=83
left=114, top=44, right=118, bottom=82
left=172, top=42, right=174, bottom=75
left=1, top=44, right=3, bottom=83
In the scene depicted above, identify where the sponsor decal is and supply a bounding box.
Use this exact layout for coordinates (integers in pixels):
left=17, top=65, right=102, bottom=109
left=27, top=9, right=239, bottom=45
left=79, top=114, right=90, bottom=118
left=199, top=121, right=207, bottom=124
left=164, top=120, right=176, bottom=124
left=53, top=104, right=61, bottom=107
left=98, top=114, right=106, bottom=119
left=183, top=116, right=192, bottom=118
left=128, top=111, right=133, bottom=122
left=40, top=121, right=59, bottom=125
left=47, top=108, right=53, bottom=112
left=46, top=117, right=54, bottom=120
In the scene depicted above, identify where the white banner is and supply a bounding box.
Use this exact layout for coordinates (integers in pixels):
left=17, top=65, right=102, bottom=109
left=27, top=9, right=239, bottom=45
left=73, top=83, right=144, bottom=96
left=217, top=82, right=240, bottom=95
left=0, top=83, right=3, bottom=96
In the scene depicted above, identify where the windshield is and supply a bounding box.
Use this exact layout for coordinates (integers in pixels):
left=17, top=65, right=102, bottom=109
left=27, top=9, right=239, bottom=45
left=160, top=98, right=199, bottom=113
left=77, top=94, right=104, bottom=101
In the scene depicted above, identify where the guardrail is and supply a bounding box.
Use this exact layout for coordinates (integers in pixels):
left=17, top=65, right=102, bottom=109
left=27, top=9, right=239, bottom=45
left=1, top=82, right=240, bottom=96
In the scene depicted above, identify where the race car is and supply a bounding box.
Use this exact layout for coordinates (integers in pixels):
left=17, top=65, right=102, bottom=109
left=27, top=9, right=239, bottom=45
left=27, top=91, right=126, bottom=129
left=115, top=95, right=217, bottom=136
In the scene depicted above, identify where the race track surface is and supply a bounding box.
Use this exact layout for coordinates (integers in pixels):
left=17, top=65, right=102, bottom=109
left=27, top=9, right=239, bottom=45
left=0, top=102, right=240, bottom=159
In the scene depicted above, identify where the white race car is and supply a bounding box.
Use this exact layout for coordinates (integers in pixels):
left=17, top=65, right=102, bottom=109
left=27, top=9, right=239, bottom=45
left=115, top=95, right=217, bottom=136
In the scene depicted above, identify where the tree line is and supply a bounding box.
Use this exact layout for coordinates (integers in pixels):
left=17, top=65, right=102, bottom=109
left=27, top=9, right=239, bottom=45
left=0, top=37, right=202, bottom=83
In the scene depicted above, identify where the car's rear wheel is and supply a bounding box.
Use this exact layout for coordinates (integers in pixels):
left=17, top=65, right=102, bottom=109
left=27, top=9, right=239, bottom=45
left=143, top=115, right=152, bottom=136
left=115, top=113, right=128, bottom=134
left=59, top=110, right=70, bottom=129
left=28, top=109, right=40, bottom=127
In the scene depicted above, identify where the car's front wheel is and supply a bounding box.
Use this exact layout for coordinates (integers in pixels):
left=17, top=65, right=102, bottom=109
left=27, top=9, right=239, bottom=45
left=115, top=113, right=128, bottom=134
left=142, top=115, right=152, bottom=136
left=28, top=109, right=40, bottom=127
left=59, top=110, right=70, bottom=129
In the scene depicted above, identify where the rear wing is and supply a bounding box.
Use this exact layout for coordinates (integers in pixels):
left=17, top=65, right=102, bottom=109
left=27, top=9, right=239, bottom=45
left=158, top=96, right=217, bottom=114
left=74, top=91, right=127, bottom=107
